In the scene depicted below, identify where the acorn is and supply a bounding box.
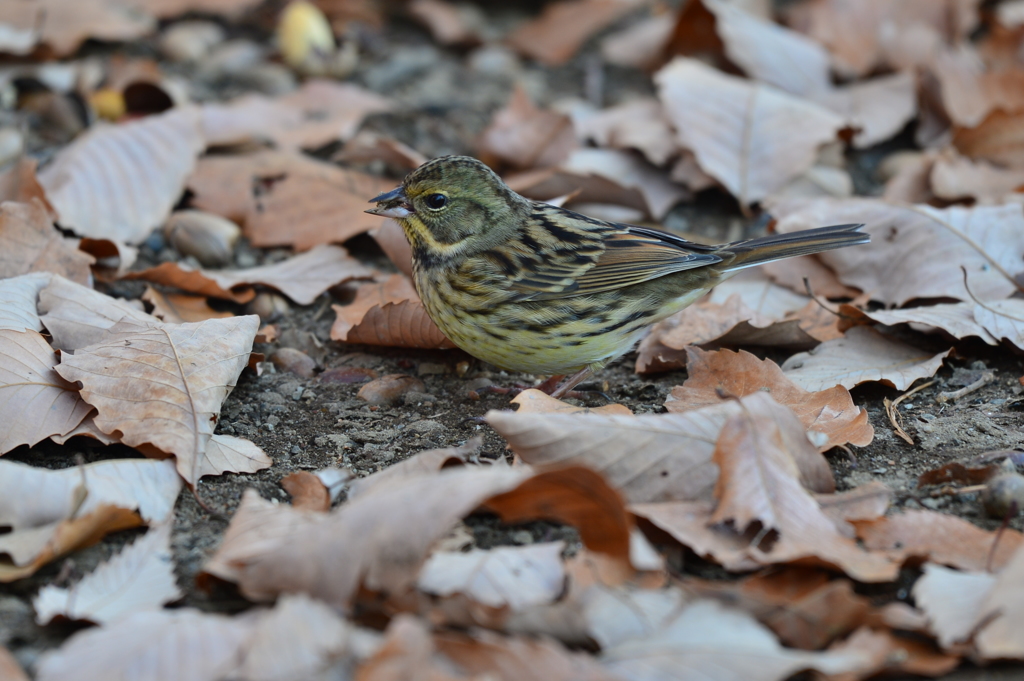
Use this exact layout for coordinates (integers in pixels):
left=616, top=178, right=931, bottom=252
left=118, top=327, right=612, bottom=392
left=163, top=210, right=241, bottom=268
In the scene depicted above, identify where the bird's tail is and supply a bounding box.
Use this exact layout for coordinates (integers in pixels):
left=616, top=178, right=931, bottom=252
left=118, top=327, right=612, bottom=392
left=718, top=223, right=869, bottom=272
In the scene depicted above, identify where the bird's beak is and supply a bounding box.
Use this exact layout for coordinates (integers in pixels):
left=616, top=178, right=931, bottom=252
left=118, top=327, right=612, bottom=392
left=366, top=187, right=414, bottom=218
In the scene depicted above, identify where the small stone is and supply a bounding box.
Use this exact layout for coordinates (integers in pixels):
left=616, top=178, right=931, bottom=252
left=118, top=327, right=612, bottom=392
left=465, top=377, right=494, bottom=391
left=163, top=210, right=240, bottom=268
left=357, top=374, right=426, bottom=405
left=248, top=293, right=290, bottom=323
left=510, top=530, right=534, bottom=545
left=266, top=415, right=281, bottom=427
left=417, top=362, right=448, bottom=376
left=261, top=391, right=288, bottom=405
left=919, top=413, right=936, bottom=422
left=301, top=390, right=317, bottom=402
left=983, top=472, right=1024, bottom=518
left=236, top=251, right=258, bottom=268
left=160, top=20, right=225, bottom=62
left=271, top=347, right=317, bottom=378
left=292, top=386, right=305, bottom=401
left=403, top=391, right=437, bottom=406
left=407, top=419, right=443, bottom=435
left=291, top=445, right=302, bottom=455
left=320, top=366, right=378, bottom=384
left=920, top=497, right=942, bottom=510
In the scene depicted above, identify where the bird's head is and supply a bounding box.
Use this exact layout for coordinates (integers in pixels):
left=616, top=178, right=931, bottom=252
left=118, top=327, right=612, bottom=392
left=367, top=156, right=528, bottom=264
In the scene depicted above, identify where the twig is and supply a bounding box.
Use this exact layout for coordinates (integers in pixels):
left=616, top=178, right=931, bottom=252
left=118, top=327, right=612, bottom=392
left=885, top=380, right=936, bottom=445
left=926, top=483, right=988, bottom=498
left=936, top=372, right=995, bottom=404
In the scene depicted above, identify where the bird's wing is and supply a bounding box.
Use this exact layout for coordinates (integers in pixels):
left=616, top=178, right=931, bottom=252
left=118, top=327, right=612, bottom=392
left=488, top=209, right=722, bottom=300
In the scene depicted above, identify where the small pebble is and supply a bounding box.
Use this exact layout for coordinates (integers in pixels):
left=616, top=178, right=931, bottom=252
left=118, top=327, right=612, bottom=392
left=270, top=347, right=317, bottom=378
left=291, top=445, right=302, bottom=455
left=417, top=362, right=448, bottom=376
left=919, top=413, right=936, bottom=422
left=160, top=20, right=225, bottom=62
left=357, top=374, right=426, bottom=405
left=510, top=530, right=534, bottom=545
left=983, top=472, right=1024, bottom=518
left=465, top=377, right=494, bottom=391
left=403, top=391, right=437, bottom=406
left=406, top=419, right=443, bottom=434
left=291, top=386, right=305, bottom=401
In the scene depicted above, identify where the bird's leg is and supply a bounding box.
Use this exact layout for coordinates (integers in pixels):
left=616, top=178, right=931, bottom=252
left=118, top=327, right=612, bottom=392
left=549, top=367, right=595, bottom=399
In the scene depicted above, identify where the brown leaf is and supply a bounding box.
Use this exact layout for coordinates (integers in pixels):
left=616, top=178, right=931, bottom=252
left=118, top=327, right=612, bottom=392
left=435, top=628, right=619, bottom=681
left=487, top=394, right=834, bottom=504
left=0, top=327, right=93, bottom=453
left=600, top=599, right=883, bottom=680
left=855, top=509, right=1023, bottom=572
left=187, top=150, right=392, bottom=250
left=0, top=646, right=28, bottom=681
left=931, top=149, right=1024, bottom=203
left=505, top=166, right=649, bottom=215
left=203, top=466, right=629, bottom=607
left=141, top=287, right=234, bottom=324
left=55, top=315, right=267, bottom=486
left=505, top=0, right=641, bottom=66
left=837, top=302, right=997, bottom=345
left=408, top=0, right=486, bottom=46
left=200, top=80, right=392, bottom=149
left=814, top=71, right=918, bottom=148
left=355, top=615, right=465, bottom=681
left=824, top=627, right=960, bottom=679
left=816, top=481, right=893, bottom=534
left=512, top=389, right=633, bottom=416
left=560, top=148, right=689, bottom=219
left=334, top=130, right=428, bottom=172
left=973, top=545, right=1024, bottom=659
left=932, top=46, right=1024, bottom=128
left=281, top=472, right=330, bottom=512
left=666, top=347, right=873, bottom=450
left=39, top=107, right=204, bottom=244
left=478, top=86, right=576, bottom=170
left=0, top=157, right=54, bottom=209
left=911, top=562, right=995, bottom=649
left=0, top=200, right=94, bottom=285
left=33, top=522, right=181, bottom=625
left=135, top=0, right=263, bottom=18
left=347, top=438, right=481, bottom=500
left=128, top=244, right=374, bottom=305
left=954, top=110, right=1024, bottom=168
left=0, top=0, right=155, bottom=56
left=707, top=391, right=894, bottom=581
left=918, top=462, right=999, bottom=488
left=600, top=13, right=674, bottom=69
left=655, top=57, right=844, bottom=206
left=332, top=274, right=454, bottom=349
left=575, top=98, right=679, bottom=167
left=781, top=326, right=951, bottom=391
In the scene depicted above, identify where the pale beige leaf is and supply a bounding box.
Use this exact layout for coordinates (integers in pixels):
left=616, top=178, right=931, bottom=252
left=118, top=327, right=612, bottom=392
left=667, top=347, right=873, bottom=450
left=511, top=389, right=633, bottom=416
left=0, top=200, right=93, bottom=285
left=347, top=438, right=481, bottom=501
left=655, top=58, right=844, bottom=206
left=574, top=98, right=679, bottom=167
left=0, top=646, right=28, bottom=681
left=769, top=198, right=1024, bottom=306
left=707, top=392, right=894, bottom=582
left=814, top=71, right=918, bottom=148
left=707, top=269, right=812, bottom=318
left=0, top=458, right=180, bottom=529
left=931, top=150, right=1024, bottom=203
left=781, top=326, right=951, bottom=391
left=561, top=148, right=689, bottom=219
left=932, top=45, right=1024, bottom=128
left=200, top=80, right=392, bottom=149
left=201, top=434, right=272, bottom=481
left=704, top=0, right=832, bottom=97
left=953, top=110, right=1024, bottom=169
left=911, top=562, right=995, bottom=649
left=975, top=545, right=1024, bottom=659
left=35, top=608, right=256, bottom=681
left=600, top=600, right=882, bottom=681
left=0, top=272, right=51, bottom=332
left=417, top=542, right=566, bottom=610
left=505, top=0, right=643, bottom=66
left=0, top=0, right=155, bottom=56
left=38, top=274, right=161, bottom=352
left=478, top=85, right=576, bottom=170
left=600, top=14, right=674, bottom=69
left=55, top=315, right=261, bottom=485
left=842, top=302, right=997, bottom=345
left=0, top=329, right=91, bottom=453
left=186, top=150, right=393, bottom=250
left=39, top=107, right=204, bottom=244
left=974, top=299, right=1024, bottom=350
left=33, top=522, right=181, bottom=625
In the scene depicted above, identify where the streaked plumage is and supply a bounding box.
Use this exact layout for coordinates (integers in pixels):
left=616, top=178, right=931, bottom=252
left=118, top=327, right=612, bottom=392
left=367, top=156, right=869, bottom=395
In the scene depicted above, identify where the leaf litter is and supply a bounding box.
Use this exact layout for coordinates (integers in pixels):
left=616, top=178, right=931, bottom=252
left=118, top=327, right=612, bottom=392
left=6, top=0, right=1024, bottom=678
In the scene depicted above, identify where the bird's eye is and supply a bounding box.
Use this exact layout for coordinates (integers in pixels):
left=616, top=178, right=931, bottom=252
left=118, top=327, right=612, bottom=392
left=425, top=193, right=448, bottom=210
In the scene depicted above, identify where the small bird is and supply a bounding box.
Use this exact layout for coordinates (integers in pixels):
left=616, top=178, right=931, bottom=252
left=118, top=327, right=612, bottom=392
left=367, top=156, right=868, bottom=397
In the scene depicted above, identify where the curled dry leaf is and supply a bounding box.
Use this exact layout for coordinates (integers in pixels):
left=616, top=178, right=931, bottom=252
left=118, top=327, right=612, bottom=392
left=346, top=438, right=481, bottom=500
left=770, top=198, right=1024, bottom=306
left=0, top=329, right=92, bottom=454
left=203, top=466, right=628, bottom=607
left=839, top=302, right=997, bottom=345
left=666, top=347, right=873, bottom=450
left=600, top=600, right=882, bottom=681
left=781, top=326, right=952, bottom=391
left=333, top=130, right=428, bottom=172
left=561, top=148, right=689, bottom=219
left=128, top=244, right=375, bottom=305
left=487, top=392, right=834, bottom=505
left=33, top=522, right=181, bottom=625
left=38, top=107, right=204, bottom=245
left=478, top=85, right=576, bottom=170
left=600, top=13, right=674, bottom=69
left=855, top=508, right=1023, bottom=573
left=816, top=481, right=893, bottom=535
left=200, top=80, right=392, bottom=149
left=655, top=58, right=844, bottom=206
left=0, top=272, right=51, bottom=332
left=574, top=98, right=680, bottom=167
left=355, top=615, right=465, bottom=681
left=973, top=299, right=1024, bottom=350
left=0, top=200, right=94, bottom=285
left=56, top=315, right=267, bottom=486
left=911, top=562, right=995, bottom=649
left=814, top=71, right=918, bottom=148
left=38, top=275, right=161, bottom=352
left=331, top=274, right=454, bottom=350
left=930, top=150, right=1024, bottom=204
left=417, top=542, right=566, bottom=610
left=281, top=471, right=330, bottom=512
left=187, top=150, right=393, bottom=250
left=0, top=0, right=155, bottom=56
left=512, top=389, right=633, bottom=416
left=974, top=545, right=1024, bottom=659
left=504, top=0, right=641, bottom=66
left=953, top=110, right=1024, bottom=169
left=141, top=287, right=234, bottom=324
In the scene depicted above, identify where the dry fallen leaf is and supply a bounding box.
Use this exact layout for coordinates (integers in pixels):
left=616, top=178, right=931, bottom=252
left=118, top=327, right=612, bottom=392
left=0, top=646, right=27, bottom=681
left=511, top=389, right=633, bottom=416
left=953, top=110, right=1024, bottom=169
left=33, top=521, right=181, bottom=625
left=855, top=508, right=1023, bottom=572
left=37, top=275, right=161, bottom=352
left=655, top=57, right=844, bottom=206
left=574, top=98, right=680, bottom=167
left=347, top=439, right=480, bottom=501
left=408, top=0, right=486, bottom=46
left=666, top=347, right=873, bottom=450
left=0, top=157, right=53, bottom=208
left=200, top=79, right=392, bottom=149
left=141, top=287, right=234, bottom=324
left=560, top=148, right=689, bottom=219
left=39, top=106, right=204, bottom=244
left=974, top=544, right=1024, bottom=659
left=0, top=0, right=155, bottom=56
left=0, top=200, right=94, bottom=285
left=56, top=315, right=268, bottom=486
left=0, top=272, right=51, bottom=332
left=186, top=150, right=393, bottom=250
left=281, top=471, right=331, bottom=512
left=931, top=45, right=1024, bottom=129
left=370, top=219, right=413, bottom=278
left=911, top=562, right=995, bottom=649
left=781, top=326, right=952, bottom=391
left=600, top=13, right=675, bottom=69
left=770, top=198, right=1024, bottom=306
left=814, top=71, right=919, bottom=148
left=839, top=302, right=997, bottom=345
left=331, top=274, right=454, bottom=350
left=505, top=0, right=642, bottom=66
left=931, top=151, right=1024, bottom=204
left=478, top=85, right=577, bottom=170
left=128, top=244, right=375, bottom=305
left=334, top=130, right=429, bottom=172
left=417, top=542, right=566, bottom=610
